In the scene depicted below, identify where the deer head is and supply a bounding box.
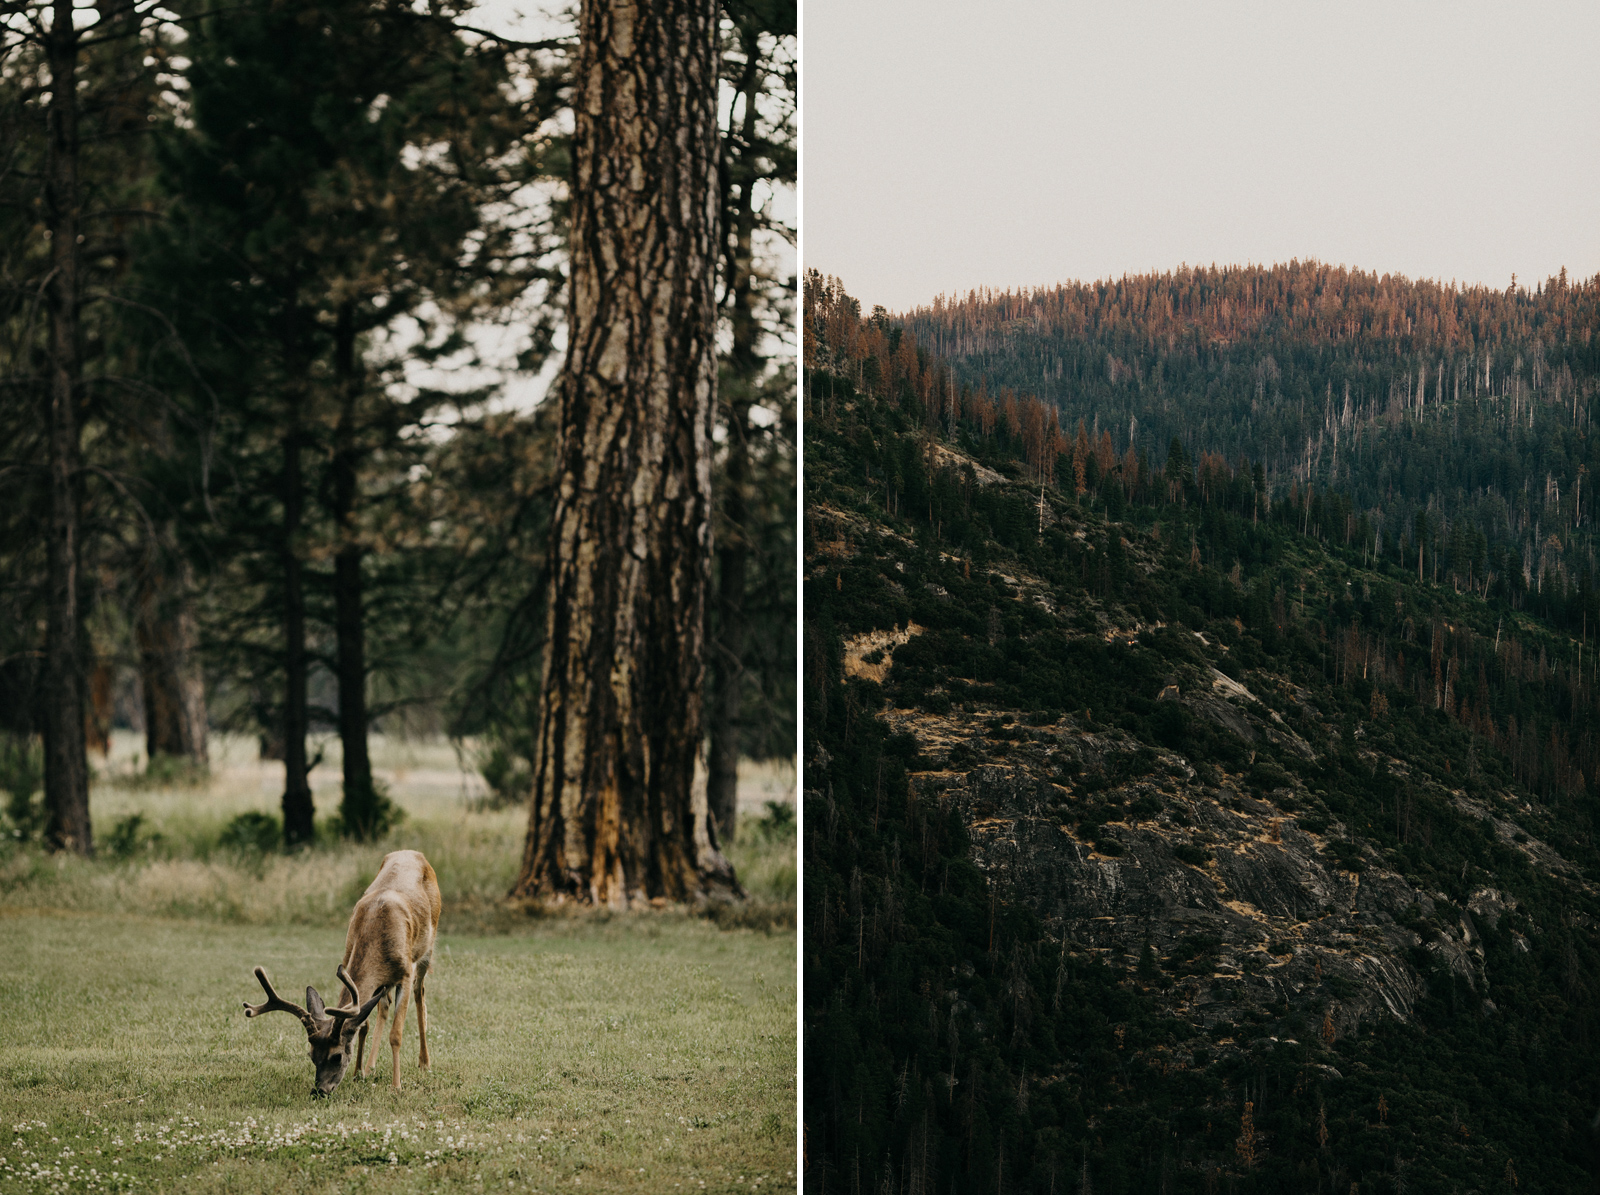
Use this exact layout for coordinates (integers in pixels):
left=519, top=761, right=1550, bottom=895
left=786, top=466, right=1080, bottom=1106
left=244, top=965, right=384, bottom=1097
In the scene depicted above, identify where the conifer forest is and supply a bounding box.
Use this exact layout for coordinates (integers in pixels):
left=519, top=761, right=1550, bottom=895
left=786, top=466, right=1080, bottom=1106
left=805, top=267, right=1600, bottom=1193
left=0, top=0, right=796, bottom=867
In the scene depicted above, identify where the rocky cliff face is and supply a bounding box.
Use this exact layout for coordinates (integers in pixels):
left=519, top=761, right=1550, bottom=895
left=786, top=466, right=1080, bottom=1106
left=839, top=530, right=1579, bottom=1069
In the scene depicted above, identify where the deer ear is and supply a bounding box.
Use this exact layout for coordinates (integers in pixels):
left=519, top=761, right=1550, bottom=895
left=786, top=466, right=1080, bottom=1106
left=306, top=986, right=327, bottom=1021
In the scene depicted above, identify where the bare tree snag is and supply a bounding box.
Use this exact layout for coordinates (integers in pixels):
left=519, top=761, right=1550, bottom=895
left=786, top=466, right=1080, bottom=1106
left=510, top=0, right=739, bottom=905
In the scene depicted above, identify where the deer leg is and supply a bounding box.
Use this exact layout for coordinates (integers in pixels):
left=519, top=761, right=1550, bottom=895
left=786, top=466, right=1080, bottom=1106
left=389, top=974, right=411, bottom=1090
left=364, top=990, right=391, bottom=1079
left=414, top=961, right=430, bottom=1071
left=355, top=1023, right=370, bottom=1077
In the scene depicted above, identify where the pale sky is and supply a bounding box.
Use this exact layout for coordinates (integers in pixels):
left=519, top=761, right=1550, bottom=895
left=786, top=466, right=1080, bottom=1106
left=399, top=2, right=796, bottom=411
left=804, top=1, right=1600, bottom=314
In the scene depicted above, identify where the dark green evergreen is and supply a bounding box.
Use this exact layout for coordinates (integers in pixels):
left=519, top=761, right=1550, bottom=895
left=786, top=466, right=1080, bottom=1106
left=807, top=277, right=1600, bottom=1193
left=134, top=0, right=557, bottom=845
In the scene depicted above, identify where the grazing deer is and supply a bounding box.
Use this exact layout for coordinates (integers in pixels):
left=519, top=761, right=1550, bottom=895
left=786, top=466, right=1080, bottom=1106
left=244, top=848, right=441, bottom=1097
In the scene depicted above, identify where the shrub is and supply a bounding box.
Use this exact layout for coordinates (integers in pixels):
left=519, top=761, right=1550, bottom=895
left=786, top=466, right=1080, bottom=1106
left=477, top=740, right=532, bottom=810
left=947, top=743, right=980, bottom=769
left=116, top=753, right=208, bottom=790
left=1325, top=839, right=1365, bottom=871
left=1128, top=794, right=1164, bottom=819
left=1173, top=844, right=1213, bottom=866
left=1246, top=760, right=1290, bottom=792
left=747, top=800, right=796, bottom=845
left=336, top=777, right=406, bottom=841
left=219, top=810, right=283, bottom=854
left=106, top=812, right=163, bottom=858
left=1325, top=974, right=1359, bottom=999
left=0, top=735, right=44, bottom=841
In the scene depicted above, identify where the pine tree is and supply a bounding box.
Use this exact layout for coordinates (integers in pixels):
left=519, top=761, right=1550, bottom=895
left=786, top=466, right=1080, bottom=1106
left=706, top=0, right=795, bottom=846
left=2, top=0, right=182, bottom=852
left=145, top=0, right=547, bottom=844
left=510, top=0, right=738, bottom=903
left=1235, top=1100, right=1257, bottom=1167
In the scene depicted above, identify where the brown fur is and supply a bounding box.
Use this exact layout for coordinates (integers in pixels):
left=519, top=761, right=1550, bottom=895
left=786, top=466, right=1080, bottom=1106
left=337, top=849, right=442, bottom=1089
left=245, top=848, right=440, bottom=1097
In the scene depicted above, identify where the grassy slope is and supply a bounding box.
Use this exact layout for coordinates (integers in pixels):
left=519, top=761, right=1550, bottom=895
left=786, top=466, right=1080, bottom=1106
left=0, top=913, right=794, bottom=1193
left=1, top=736, right=795, bottom=929
left=0, top=738, right=797, bottom=1193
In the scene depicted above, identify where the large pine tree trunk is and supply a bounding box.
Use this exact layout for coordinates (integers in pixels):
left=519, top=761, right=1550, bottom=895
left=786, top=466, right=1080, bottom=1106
left=42, top=0, right=91, bottom=854
left=510, top=0, right=738, bottom=905
left=135, top=555, right=208, bottom=766
left=281, top=420, right=315, bottom=847
left=331, top=303, right=377, bottom=838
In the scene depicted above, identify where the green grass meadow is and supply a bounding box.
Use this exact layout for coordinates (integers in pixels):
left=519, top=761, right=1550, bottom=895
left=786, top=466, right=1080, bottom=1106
left=0, top=738, right=797, bottom=1193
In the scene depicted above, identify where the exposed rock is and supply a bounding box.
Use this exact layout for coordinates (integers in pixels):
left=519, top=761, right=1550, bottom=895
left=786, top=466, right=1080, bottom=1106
left=842, top=623, right=923, bottom=683
left=879, top=695, right=1547, bottom=1042
left=931, top=442, right=1007, bottom=486
left=1467, top=886, right=1514, bottom=931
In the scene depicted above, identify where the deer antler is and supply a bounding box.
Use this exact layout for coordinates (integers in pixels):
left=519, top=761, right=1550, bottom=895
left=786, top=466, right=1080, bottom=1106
left=335, top=964, right=360, bottom=1008
left=325, top=981, right=386, bottom=1029
left=243, top=966, right=320, bottom=1034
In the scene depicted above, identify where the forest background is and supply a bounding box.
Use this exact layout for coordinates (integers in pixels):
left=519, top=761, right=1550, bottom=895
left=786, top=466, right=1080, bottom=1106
left=0, top=0, right=796, bottom=861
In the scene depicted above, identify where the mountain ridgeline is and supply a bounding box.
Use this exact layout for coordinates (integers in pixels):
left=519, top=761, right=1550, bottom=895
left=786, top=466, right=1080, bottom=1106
left=814, top=264, right=1600, bottom=635
left=804, top=271, right=1600, bottom=1193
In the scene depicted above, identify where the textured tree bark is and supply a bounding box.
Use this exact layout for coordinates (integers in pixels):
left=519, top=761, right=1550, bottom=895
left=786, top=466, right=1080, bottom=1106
left=511, top=0, right=738, bottom=904
left=331, top=303, right=378, bottom=838
left=135, top=555, right=208, bottom=766
left=42, top=0, right=91, bottom=854
left=281, top=418, right=315, bottom=847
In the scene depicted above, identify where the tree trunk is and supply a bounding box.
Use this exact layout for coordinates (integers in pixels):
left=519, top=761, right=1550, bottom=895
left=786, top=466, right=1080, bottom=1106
left=135, top=554, right=208, bottom=766
left=331, top=302, right=377, bottom=838
left=707, top=403, right=749, bottom=844
left=705, top=22, right=766, bottom=847
left=42, top=0, right=91, bottom=854
left=511, top=0, right=737, bottom=905
left=281, top=419, right=315, bottom=847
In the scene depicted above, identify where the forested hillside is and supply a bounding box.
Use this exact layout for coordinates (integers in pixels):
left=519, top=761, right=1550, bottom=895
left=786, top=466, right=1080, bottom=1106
left=805, top=273, right=1600, bottom=1193
left=817, top=264, right=1600, bottom=639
